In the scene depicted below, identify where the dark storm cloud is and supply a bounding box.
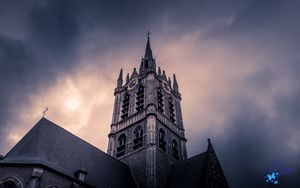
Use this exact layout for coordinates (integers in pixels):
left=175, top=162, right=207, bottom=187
left=0, top=0, right=300, bottom=187
left=0, top=0, right=81, bottom=152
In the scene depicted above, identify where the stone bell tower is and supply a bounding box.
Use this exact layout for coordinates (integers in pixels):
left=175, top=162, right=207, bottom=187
left=107, top=35, right=187, bottom=188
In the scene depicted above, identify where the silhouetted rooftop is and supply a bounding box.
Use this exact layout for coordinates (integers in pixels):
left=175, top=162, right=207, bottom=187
left=0, top=118, right=137, bottom=188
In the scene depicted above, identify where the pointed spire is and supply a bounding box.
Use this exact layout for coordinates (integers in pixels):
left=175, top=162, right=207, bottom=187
left=130, top=67, right=138, bottom=79
left=144, top=32, right=153, bottom=60
left=162, top=70, right=167, bottom=81
left=173, top=74, right=179, bottom=93
left=126, top=73, right=130, bottom=84
left=158, top=67, right=161, bottom=76
left=204, top=138, right=230, bottom=187
left=139, top=61, right=144, bottom=74
left=117, top=69, right=123, bottom=88
left=168, top=77, right=172, bottom=87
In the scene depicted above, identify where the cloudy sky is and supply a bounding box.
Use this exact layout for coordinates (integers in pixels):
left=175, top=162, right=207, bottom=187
left=0, top=0, right=299, bottom=187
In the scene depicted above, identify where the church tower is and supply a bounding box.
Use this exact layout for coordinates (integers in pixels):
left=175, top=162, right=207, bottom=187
left=107, top=35, right=187, bottom=188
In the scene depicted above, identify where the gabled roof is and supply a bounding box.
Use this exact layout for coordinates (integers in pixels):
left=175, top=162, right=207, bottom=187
left=0, top=118, right=137, bottom=188
left=165, top=139, right=230, bottom=188
left=165, top=152, right=208, bottom=188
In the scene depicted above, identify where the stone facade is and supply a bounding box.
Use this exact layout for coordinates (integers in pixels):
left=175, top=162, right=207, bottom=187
left=107, top=37, right=187, bottom=188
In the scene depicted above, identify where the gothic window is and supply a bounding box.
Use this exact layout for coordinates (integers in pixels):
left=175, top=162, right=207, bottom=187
left=0, top=177, right=22, bottom=188
left=172, top=139, right=179, bottom=160
left=157, top=87, right=164, bottom=113
left=116, top=134, right=126, bottom=158
left=121, top=92, right=130, bottom=120
left=135, top=85, right=144, bottom=112
left=158, top=129, right=167, bottom=152
left=168, top=97, right=175, bottom=123
left=133, top=126, right=143, bottom=150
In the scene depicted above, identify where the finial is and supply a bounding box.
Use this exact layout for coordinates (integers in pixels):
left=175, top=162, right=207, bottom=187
left=117, top=69, right=123, bottom=88
left=168, top=77, right=172, bottom=87
left=126, top=73, right=130, bottom=84
left=207, top=138, right=211, bottom=143
left=162, top=70, right=167, bottom=81
left=146, top=31, right=151, bottom=39
left=173, top=74, right=179, bottom=93
left=42, top=107, right=48, bottom=118
left=158, top=67, right=161, bottom=76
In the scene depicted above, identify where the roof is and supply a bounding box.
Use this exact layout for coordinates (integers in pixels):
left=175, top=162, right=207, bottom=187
left=0, top=118, right=137, bottom=188
left=164, top=151, right=208, bottom=188
left=165, top=139, right=230, bottom=188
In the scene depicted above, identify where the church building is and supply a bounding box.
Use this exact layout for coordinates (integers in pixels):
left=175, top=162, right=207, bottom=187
left=0, top=36, right=230, bottom=188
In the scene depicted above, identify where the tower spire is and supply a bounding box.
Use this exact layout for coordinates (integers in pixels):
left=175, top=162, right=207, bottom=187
left=144, top=32, right=153, bottom=60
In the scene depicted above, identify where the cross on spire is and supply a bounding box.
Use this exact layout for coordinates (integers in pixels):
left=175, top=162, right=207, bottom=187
left=146, top=31, right=151, bottom=39
left=43, top=107, right=48, bottom=117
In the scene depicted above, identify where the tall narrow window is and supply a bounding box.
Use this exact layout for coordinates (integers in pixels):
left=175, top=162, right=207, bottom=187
left=159, top=129, right=167, bottom=152
left=172, top=139, right=179, bottom=160
left=157, top=87, right=164, bottom=113
left=133, top=126, right=143, bottom=150
left=136, top=85, right=144, bottom=112
left=169, top=97, right=175, bottom=123
left=121, top=92, right=130, bottom=119
left=116, top=134, right=126, bottom=158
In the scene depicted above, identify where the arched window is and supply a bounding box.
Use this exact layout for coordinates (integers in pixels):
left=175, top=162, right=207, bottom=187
left=172, top=139, right=179, bottom=160
left=157, top=87, right=164, bottom=113
left=0, top=177, right=22, bottom=188
left=116, top=134, right=126, bottom=158
left=158, top=129, right=167, bottom=152
left=136, top=85, right=144, bottom=112
left=168, top=97, right=175, bottom=123
left=133, top=126, right=143, bottom=150
left=121, top=92, right=130, bottom=119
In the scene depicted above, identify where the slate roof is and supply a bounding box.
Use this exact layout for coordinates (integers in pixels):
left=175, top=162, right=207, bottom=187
left=164, top=151, right=208, bottom=188
left=165, top=140, right=230, bottom=188
left=0, top=118, right=137, bottom=188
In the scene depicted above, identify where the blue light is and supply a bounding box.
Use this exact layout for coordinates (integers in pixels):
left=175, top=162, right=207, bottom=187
left=264, top=171, right=280, bottom=184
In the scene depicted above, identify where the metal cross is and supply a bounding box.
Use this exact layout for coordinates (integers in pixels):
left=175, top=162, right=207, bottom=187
left=146, top=31, right=151, bottom=38
left=43, top=107, right=48, bottom=117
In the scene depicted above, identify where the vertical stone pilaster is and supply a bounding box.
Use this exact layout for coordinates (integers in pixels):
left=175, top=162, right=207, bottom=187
left=146, top=115, right=157, bottom=188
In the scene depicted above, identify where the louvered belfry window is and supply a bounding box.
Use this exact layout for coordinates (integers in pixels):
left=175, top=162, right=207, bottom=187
left=157, top=87, right=164, bottom=113
left=169, top=97, right=175, bottom=123
left=136, top=85, right=144, bottom=112
left=121, top=92, right=130, bottom=120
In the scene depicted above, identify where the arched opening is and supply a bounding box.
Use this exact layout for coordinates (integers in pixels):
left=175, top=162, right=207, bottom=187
left=116, top=134, right=126, bottom=158
left=0, top=177, right=22, bottom=188
left=136, top=85, right=144, bottom=112
left=157, top=87, right=164, bottom=113
left=121, top=92, right=130, bottom=119
left=168, top=97, right=175, bottom=123
left=158, top=129, right=167, bottom=152
left=133, top=126, right=143, bottom=150
left=172, top=139, right=179, bottom=160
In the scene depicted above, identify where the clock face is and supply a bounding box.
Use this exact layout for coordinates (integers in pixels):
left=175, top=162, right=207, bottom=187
left=162, top=81, right=171, bottom=94
left=128, top=79, right=138, bottom=90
